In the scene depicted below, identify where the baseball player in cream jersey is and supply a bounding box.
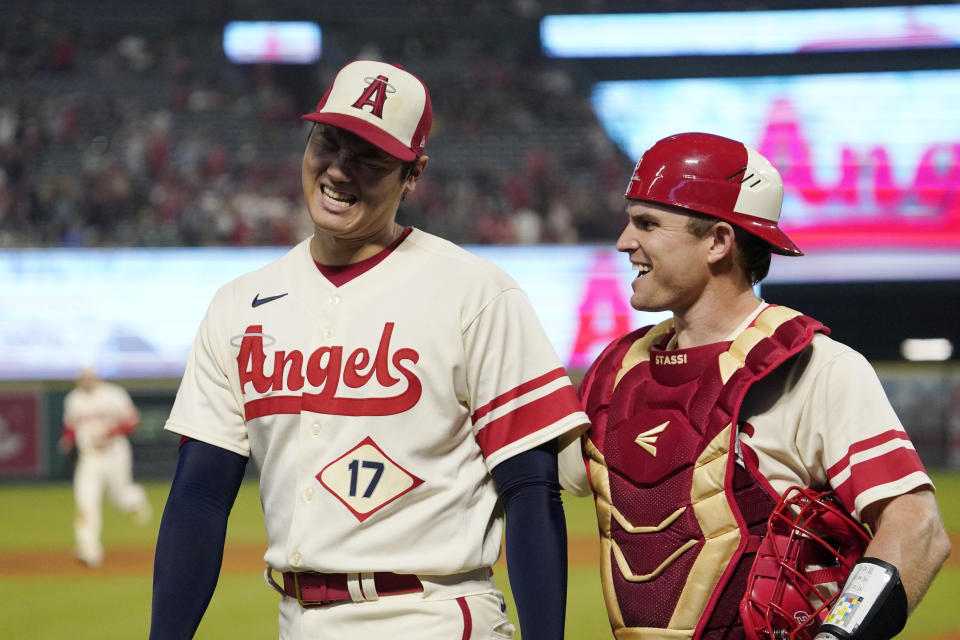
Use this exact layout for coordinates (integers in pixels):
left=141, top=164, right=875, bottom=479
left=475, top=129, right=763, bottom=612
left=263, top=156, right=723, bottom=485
left=150, top=60, right=588, bottom=640
left=60, top=367, right=151, bottom=567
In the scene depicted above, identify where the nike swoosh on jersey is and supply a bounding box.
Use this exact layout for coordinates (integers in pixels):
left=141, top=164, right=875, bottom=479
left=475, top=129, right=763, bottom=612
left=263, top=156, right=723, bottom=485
left=252, top=293, right=289, bottom=308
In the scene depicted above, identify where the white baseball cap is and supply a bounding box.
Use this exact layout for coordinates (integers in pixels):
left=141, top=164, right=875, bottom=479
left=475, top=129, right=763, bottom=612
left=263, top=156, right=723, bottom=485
left=301, top=60, right=433, bottom=161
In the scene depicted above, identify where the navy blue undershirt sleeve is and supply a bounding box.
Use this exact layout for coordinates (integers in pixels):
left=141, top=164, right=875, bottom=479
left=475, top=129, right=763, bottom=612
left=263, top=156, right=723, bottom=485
left=491, top=440, right=567, bottom=640
left=150, top=439, right=247, bottom=640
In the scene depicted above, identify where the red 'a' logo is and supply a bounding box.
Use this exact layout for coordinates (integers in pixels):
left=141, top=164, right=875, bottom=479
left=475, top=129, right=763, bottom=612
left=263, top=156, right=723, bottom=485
left=351, top=74, right=391, bottom=119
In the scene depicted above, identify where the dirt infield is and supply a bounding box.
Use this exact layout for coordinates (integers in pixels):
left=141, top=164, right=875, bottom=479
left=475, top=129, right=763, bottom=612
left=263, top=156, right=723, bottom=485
left=2, top=534, right=957, bottom=577
left=0, top=537, right=601, bottom=576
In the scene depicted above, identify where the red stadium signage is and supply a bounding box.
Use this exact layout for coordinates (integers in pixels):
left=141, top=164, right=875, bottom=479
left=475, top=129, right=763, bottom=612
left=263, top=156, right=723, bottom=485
left=591, top=69, right=960, bottom=252
left=0, top=392, right=45, bottom=477
left=568, top=251, right=633, bottom=370
left=760, top=98, right=960, bottom=251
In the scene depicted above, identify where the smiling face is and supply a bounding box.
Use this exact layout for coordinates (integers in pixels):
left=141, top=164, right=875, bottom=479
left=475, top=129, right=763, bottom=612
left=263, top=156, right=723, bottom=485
left=616, top=199, right=716, bottom=314
left=302, top=124, right=426, bottom=244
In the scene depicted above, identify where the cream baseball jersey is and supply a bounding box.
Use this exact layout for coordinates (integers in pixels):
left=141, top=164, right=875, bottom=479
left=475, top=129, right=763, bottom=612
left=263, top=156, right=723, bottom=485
left=736, top=331, right=932, bottom=521
left=64, top=382, right=138, bottom=453
left=166, top=229, right=588, bottom=574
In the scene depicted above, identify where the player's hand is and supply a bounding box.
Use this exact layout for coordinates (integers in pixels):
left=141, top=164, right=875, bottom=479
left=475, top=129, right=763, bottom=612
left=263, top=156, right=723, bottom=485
left=57, top=436, right=74, bottom=455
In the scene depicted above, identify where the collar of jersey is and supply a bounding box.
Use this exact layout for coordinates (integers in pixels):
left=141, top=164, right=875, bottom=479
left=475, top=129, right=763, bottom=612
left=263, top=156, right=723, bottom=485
left=314, top=226, right=412, bottom=287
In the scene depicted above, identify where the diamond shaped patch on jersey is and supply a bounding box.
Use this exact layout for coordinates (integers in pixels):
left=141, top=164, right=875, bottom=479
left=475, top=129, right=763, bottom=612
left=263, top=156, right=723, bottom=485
left=317, top=436, right=424, bottom=522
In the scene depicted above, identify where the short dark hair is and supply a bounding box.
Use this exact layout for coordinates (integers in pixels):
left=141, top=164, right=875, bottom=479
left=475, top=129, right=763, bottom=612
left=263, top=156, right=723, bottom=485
left=401, top=159, right=418, bottom=181
left=686, top=213, right=772, bottom=284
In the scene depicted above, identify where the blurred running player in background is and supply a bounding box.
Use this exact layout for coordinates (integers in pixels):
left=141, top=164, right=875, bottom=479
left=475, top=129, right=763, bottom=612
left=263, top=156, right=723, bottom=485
left=60, top=366, right=151, bottom=567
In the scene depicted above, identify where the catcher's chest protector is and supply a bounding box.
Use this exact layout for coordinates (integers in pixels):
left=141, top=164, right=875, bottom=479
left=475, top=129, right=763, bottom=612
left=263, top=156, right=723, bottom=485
left=582, top=306, right=824, bottom=640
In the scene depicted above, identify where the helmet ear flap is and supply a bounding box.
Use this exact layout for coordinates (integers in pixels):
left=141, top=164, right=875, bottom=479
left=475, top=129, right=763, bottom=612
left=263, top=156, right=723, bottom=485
left=740, top=486, right=872, bottom=640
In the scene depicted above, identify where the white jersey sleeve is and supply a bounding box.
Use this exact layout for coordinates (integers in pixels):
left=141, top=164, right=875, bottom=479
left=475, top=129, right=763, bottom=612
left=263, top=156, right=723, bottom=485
left=557, top=435, right=591, bottom=497
left=464, top=287, right=586, bottom=470
left=165, top=285, right=250, bottom=457
left=740, top=333, right=932, bottom=521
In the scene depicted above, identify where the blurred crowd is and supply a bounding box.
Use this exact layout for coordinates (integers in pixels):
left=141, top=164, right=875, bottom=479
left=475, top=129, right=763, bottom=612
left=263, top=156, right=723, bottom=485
left=0, top=3, right=632, bottom=248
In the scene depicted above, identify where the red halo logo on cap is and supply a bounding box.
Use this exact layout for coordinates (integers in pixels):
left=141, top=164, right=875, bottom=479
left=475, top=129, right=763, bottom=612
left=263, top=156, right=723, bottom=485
left=350, top=74, right=395, bottom=118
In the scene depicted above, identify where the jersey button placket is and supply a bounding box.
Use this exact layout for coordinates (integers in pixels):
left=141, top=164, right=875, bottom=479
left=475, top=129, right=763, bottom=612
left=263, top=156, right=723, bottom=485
left=323, top=295, right=339, bottom=340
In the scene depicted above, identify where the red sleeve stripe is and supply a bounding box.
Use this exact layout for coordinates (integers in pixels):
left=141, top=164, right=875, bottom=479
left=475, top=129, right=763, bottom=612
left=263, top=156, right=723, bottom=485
left=471, top=367, right=571, bottom=425
left=475, top=385, right=582, bottom=458
left=472, top=376, right=576, bottom=432
left=826, top=429, right=912, bottom=480
left=831, top=446, right=927, bottom=513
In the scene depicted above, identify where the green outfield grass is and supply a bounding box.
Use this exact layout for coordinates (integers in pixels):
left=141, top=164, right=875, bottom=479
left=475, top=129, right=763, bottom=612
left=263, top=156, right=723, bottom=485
left=1, top=473, right=957, bottom=639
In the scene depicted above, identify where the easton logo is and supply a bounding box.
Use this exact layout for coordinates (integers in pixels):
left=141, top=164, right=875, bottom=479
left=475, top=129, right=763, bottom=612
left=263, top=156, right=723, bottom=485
left=351, top=74, right=394, bottom=119
left=635, top=421, right=669, bottom=456
left=237, top=322, right=421, bottom=419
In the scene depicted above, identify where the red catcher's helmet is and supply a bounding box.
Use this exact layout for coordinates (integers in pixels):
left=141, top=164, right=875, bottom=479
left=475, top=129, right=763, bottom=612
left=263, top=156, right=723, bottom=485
left=740, top=486, right=871, bottom=640
left=624, top=132, right=802, bottom=256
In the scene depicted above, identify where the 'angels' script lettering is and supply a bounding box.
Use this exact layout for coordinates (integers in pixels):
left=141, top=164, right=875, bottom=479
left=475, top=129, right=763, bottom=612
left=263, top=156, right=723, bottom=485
left=237, top=323, right=422, bottom=418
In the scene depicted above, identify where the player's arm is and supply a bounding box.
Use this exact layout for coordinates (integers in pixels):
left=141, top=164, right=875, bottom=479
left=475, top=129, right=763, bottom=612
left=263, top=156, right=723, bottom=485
left=491, top=440, right=566, bottom=640
left=107, top=415, right=139, bottom=438
left=557, top=434, right=590, bottom=496
left=814, top=487, right=950, bottom=640
left=861, top=487, right=950, bottom=611
left=58, top=423, right=76, bottom=454
left=109, top=391, right=141, bottom=437
left=59, top=398, right=76, bottom=454
left=150, top=438, right=247, bottom=640
left=792, top=345, right=951, bottom=637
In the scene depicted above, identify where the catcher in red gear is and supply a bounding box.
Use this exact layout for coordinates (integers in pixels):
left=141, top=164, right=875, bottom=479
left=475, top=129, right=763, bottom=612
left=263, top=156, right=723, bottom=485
left=560, top=132, right=951, bottom=639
